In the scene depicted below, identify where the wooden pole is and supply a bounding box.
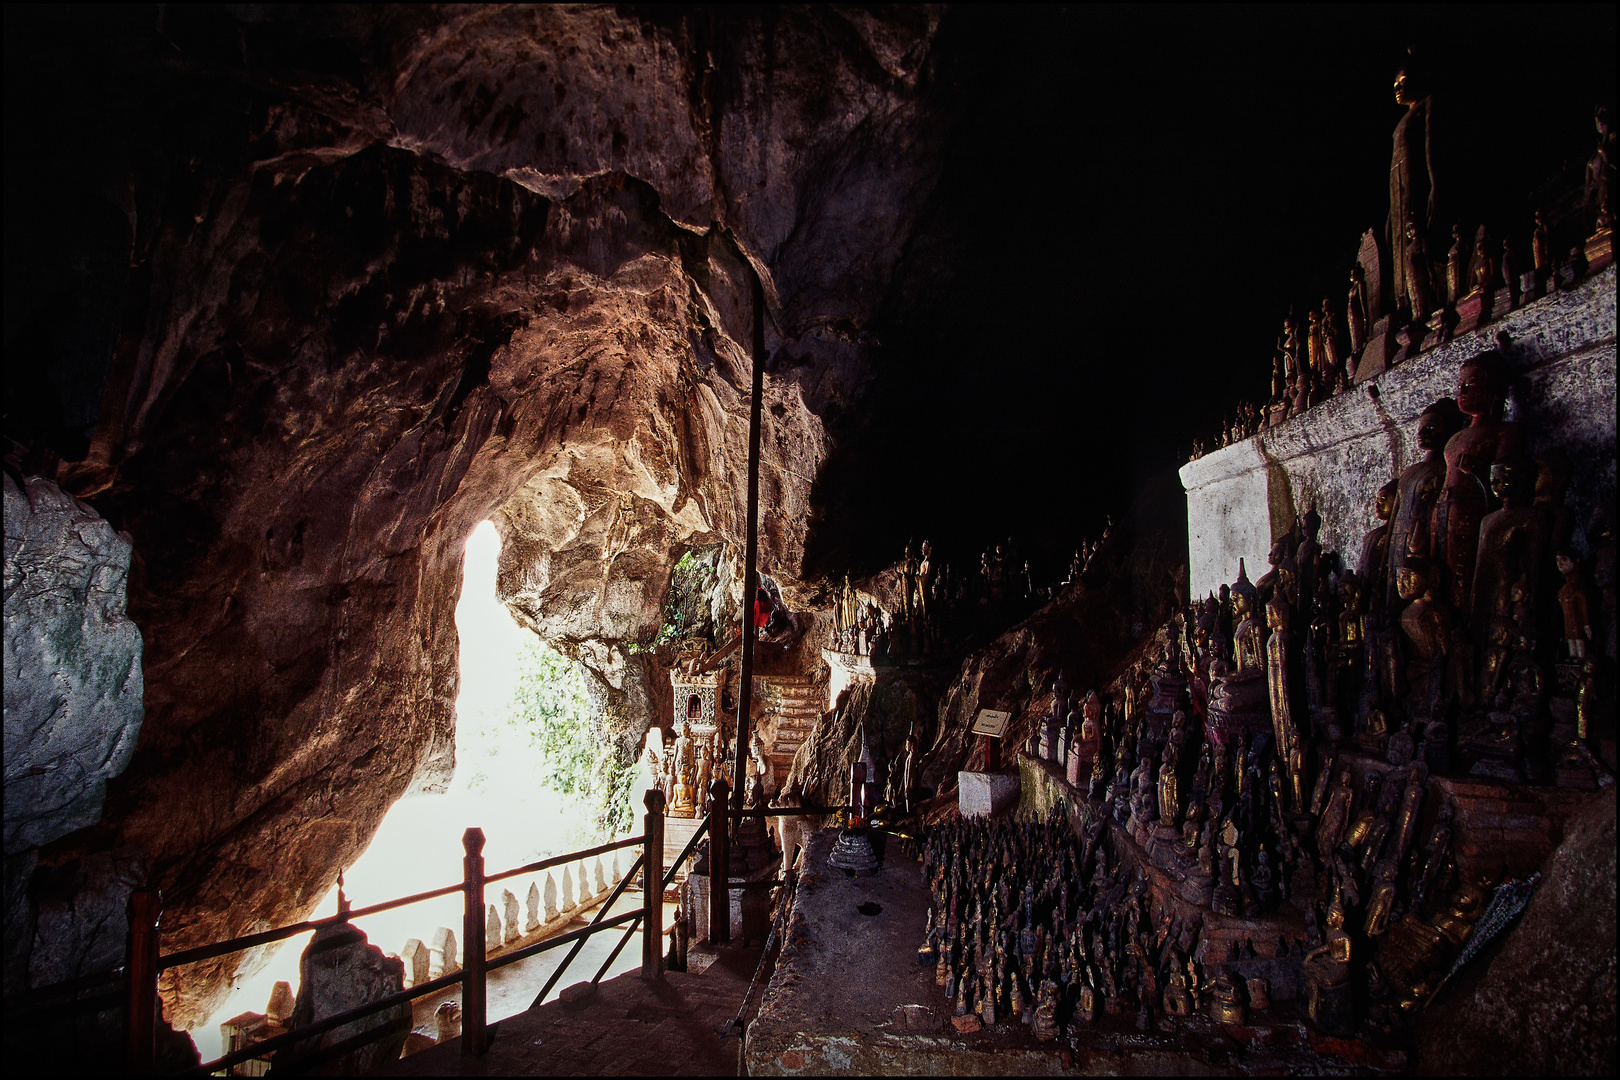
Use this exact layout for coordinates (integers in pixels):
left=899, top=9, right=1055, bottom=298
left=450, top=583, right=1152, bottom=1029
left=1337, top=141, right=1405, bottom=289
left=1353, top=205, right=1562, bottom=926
left=732, top=269, right=767, bottom=816
left=708, top=779, right=730, bottom=944
left=125, top=887, right=161, bottom=1074
left=642, top=789, right=665, bottom=980
left=461, top=828, right=487, bottom=1056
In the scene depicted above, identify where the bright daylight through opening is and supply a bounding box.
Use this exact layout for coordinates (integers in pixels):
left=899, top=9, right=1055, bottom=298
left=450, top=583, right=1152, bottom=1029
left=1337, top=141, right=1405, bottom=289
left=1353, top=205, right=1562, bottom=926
left=189, top=522, right=630, bottom=1060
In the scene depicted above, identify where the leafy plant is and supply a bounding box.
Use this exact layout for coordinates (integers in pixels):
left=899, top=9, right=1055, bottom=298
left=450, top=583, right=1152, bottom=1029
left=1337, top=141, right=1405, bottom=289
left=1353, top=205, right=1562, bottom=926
left=505, top=637, right=637, bottom=837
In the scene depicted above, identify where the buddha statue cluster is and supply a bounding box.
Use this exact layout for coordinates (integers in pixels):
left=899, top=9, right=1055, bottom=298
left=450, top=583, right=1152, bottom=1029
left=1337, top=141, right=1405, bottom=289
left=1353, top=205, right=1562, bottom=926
left=652, top=722, right=731, bottom=819
left=1186, top=97, right=1613, bottom=464
left=1027, top=674, right=1106, bottom=790
left=830, top=530, right=1116, bottom=662
left=944, top=377, right=1609, bottom=1037
left=919, top=810, right=1208, bottom=1038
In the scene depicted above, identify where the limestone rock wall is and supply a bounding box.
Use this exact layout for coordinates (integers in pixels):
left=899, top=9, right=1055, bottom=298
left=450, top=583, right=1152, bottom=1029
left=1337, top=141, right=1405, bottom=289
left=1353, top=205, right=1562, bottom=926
left=1418, top=785, right=1616, bottom=1075
left=2, top=5, right=958, bottom=1028
left=3, top=473, right=144, bottom=856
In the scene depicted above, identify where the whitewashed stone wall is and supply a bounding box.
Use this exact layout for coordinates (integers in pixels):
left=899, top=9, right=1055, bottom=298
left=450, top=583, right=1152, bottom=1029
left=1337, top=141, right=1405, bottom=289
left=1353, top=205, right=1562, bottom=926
left=1181, top=266, right=1617, bottom=600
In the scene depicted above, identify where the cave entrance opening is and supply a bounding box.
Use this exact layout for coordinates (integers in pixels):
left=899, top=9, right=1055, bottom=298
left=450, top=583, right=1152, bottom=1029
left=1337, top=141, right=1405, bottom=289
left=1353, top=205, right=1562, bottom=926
left=188, top=521, right=636, bottom=1061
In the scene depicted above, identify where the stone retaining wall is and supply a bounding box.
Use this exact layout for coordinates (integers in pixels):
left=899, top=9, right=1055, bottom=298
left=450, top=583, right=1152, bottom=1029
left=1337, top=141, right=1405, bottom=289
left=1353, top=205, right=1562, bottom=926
left=1179, top=266, right=1616, bottom=600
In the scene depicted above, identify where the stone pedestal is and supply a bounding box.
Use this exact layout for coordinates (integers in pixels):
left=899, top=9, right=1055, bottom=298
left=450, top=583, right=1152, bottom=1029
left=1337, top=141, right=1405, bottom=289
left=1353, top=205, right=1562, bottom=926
left=958, top=771, right=1021, bottom=818
left=1354, top=316, right=1398, bottom=383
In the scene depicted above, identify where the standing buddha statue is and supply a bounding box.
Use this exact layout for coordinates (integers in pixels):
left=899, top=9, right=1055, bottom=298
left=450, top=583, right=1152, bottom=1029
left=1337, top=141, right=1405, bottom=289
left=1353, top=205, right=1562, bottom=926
left=1265, top=597, right=1306, bottom=812
left=1387, top=398, right=1467, bottom=610
left=1432, top=352, right=1524, bottom=616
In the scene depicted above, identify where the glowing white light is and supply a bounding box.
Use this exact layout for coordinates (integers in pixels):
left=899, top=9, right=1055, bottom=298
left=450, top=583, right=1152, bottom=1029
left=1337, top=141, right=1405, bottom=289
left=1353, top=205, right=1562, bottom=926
left=189, top=521, right=597, bottom=1060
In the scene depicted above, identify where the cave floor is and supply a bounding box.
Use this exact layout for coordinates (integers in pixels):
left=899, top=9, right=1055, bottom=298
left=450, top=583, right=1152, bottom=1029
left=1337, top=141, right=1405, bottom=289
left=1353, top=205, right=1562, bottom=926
left=745, top=829, right=1412, bottom=1076
left=377, top=932, right=764, bottom=1076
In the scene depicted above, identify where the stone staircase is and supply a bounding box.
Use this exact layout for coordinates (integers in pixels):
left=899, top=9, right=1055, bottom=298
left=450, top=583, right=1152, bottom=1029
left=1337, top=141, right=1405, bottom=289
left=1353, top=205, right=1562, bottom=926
left=755, top=675, right=823, bottom=791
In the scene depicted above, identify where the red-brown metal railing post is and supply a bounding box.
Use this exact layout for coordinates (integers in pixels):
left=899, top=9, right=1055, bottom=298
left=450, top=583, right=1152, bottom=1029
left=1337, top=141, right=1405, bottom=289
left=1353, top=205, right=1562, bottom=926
left=708, top=779, right=730, bottom=944
left=642, top=789, right=665, bottom=980
left=461, top=828, right=487, bottom=1056
left=126, top=887, right=161, bottom=1074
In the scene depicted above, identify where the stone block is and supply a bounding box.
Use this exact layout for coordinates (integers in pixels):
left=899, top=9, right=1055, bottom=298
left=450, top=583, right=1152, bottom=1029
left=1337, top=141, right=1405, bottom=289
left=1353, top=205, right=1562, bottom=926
left=1179, top=266, right=1616, bottom=601
left=486, top=904, right=503, bottom=954
left=560, top=865, right=576, bottom=913
left=282, top=922, right=409, bottom=1073
left=399, top=938, right=429, bottom=987
left=558, top=981, right=597, bottom=1004
left=428, top=927, right=458, bottom=977
left=525, top=882, right=541, bottom=932
left=958, top=771, right=1021, bottom=818
left=543, top=871, right=560, bottom=921
left=502, top=888, right=521, bottom=944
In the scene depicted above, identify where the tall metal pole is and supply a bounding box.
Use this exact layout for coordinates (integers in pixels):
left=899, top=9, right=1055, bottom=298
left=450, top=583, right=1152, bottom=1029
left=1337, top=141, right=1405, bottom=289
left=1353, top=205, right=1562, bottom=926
left=732, top=267, right=766, bottom=816
left=461, top=828, right=487, bottom=1057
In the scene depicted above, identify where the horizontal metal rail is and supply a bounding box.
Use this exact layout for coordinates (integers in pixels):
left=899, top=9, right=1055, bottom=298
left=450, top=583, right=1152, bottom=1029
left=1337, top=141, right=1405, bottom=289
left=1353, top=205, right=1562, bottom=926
left=486, top=908, right=643, bottom=973
left=484, top=834, right=644, bottom=887
left=718, top=806, right=851, bottom=818
left=3, top=965, right=126, bottom=1010
left=158, top=834, right=645, bottom=971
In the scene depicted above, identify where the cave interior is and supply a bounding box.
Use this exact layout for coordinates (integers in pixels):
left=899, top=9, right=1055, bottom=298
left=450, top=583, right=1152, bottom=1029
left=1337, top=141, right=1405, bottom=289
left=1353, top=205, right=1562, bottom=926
left=3, top=4, right=1616, bottom=1076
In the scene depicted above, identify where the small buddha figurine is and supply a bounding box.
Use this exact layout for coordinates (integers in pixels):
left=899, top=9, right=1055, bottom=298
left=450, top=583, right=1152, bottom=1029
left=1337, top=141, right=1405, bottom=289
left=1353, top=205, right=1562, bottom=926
left=1320, top=297, right=1344, bottom=388
left=1363, top=859, right=1400, bottom=936
left=1343, top=772, right=1384, bottom=853
left=1398, top=560, right=1456, bottom=723
left=1445, top=224, right=1466, bottom=304
left=1252, top=849, right=1278, bottom=912
left=1076, top=973, right=1098, bottom=1025
left=1209, top=972, right=1247, bottom=1024
left=1265, top=597, right=1306, bottom=811
left=1556, top=551, right=1593, bottom=660
left=1303, top=893, right=1355, bottom=1034
left=1471, top=457, right=1550, bottom=644
left=1533, top=210, right=1552, bottom=276
left=1465, top=224, right=1499, bottom=297
left=1433, top=352, right=1525, bottom=614
left=1163, top=966, right=1194, bottom=1017
left=1232, top=588, right=1266, bottom=672
left=1347, top=262, right=1370, bottom=361
left=1403, top=213, right=1436, bottom=322
left=1388, top=398, right=1467, bottom=610
left=1158, top=745, right=1181, bottom=827
left=1307, top=309, right=1328, bottom=403
left=1359, top=480, right=1400, bottom=600
left=1281, top=315, right=1305, bottom=412
left=1031, top=978, right=1061, bottom=1040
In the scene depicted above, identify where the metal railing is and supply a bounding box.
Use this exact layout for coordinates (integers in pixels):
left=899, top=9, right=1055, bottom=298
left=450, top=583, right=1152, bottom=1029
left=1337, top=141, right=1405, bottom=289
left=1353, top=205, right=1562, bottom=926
left=119, top=790, right=677, bottom=1075
left=18, top=780, right=837, bottom=1075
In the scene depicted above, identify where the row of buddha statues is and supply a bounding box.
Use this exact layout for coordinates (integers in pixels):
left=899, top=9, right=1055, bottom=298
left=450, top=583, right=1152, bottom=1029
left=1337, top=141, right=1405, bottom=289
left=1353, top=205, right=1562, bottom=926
left=1189, top=97, right=1615, bottom=464
left=997, top=349, right=1610, bottom=1038
left=920, top=811, right=1192, bottom=1038
left=827, top=527, right=1120, bottom=661
left=916, top=805, right=1490, bottom=1040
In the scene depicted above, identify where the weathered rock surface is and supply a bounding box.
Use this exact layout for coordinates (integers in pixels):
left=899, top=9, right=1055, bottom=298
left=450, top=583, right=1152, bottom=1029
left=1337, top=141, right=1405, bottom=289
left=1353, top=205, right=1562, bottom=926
left=280, top=921, right=410, bottom=1075
left=1418, top=784, right=1616, bottom=1076
left=3, top=473, right=143, bottom=855
left=3, top=5, right=958, bottom=1028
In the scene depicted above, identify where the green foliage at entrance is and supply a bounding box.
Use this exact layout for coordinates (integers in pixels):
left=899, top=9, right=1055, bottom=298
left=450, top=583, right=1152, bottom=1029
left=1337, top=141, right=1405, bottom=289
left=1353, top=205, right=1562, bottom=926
left=505, top=637, right=638, bottom=837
